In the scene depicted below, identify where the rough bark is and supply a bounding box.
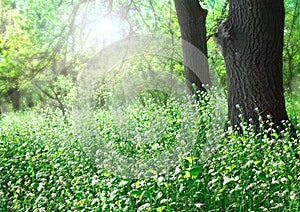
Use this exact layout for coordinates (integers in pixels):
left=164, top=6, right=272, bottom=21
left=174, top=0, right=211, bottom=94
left=214, top=0, right=293, bottom=130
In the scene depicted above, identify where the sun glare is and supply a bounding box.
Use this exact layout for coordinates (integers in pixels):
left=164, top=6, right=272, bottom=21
left=100, top=17, right=114, bottom=34
left=81, top=14, right=127, bottom=49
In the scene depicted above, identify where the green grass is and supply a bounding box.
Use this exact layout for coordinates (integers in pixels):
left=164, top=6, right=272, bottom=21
left=0, top=95, right=299, bottom=211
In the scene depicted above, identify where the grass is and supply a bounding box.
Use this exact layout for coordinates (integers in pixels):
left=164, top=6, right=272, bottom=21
left=0, top=94, right=299, bottom=211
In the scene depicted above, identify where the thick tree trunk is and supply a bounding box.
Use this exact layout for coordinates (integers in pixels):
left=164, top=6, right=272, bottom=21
left=214, top=0, right=292, bottom=129
left=174, top=0, right=211, bottom=94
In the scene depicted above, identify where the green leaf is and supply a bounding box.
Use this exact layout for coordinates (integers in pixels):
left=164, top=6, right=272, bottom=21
left=184, top=171, right=191, bottom=179
left=130, top=189, right=142, bottom=198
left=189, top=166, right=202, bottom=178
left=156, top=206, right=166, bottom=212
left=184, top=157, right=197, bottom=164
left=254, top=160, right=261, bottom=166
left=141, top=190, right=152, bottom=199
left=108, top=189, right=119, bottom=201
left=270, top=133, right=279, bottom=139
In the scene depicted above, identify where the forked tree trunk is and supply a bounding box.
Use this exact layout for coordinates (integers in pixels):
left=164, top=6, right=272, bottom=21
left=174, top=0, right=211, bottom=94
left=214, top=0, right=292, bottom=129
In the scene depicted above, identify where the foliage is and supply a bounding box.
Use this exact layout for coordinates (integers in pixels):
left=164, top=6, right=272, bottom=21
left=0, top=3, right=37, bottom=108
left=0, top=0, right=85, bottom=111
left=283, top=0, right=300, bottom=90
left=0, top=95, right=299, bottom=211
left=283, top=0, right=300, bottom=127
left=0, top=1, right=299, bottom=211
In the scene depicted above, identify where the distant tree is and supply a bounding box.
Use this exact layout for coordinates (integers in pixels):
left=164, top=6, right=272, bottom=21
left=214, top=0, right=293, bottom=130
left=0, top=0, right=82, bottom=111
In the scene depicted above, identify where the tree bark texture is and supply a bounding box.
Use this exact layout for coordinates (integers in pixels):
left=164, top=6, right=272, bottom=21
left=174, top=0, right=211, bottom=94
left=214, top=0, right=291, bottom=129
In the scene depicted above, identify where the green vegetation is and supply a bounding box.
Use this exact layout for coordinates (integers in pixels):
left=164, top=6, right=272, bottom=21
left=0, top=95, right=299, bottom=211
left=0, top=0, right=299, bottom=211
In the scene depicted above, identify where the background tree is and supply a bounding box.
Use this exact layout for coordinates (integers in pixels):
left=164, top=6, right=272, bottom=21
left=214, top=0, right=293, bottom=130
left=174, top=0, right=211, bottom=93
left=0, top=0, right=86, bottom=112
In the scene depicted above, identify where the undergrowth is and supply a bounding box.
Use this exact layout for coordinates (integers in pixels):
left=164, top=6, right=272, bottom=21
left=0, top=95, right=299, bottom=211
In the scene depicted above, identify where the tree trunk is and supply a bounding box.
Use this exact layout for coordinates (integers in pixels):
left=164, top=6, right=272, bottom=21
left=7, top=87, right=20, bottom=111
left=174, top=0, right=211, bottom=94
left=214, top=0, right=292, bottom=130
